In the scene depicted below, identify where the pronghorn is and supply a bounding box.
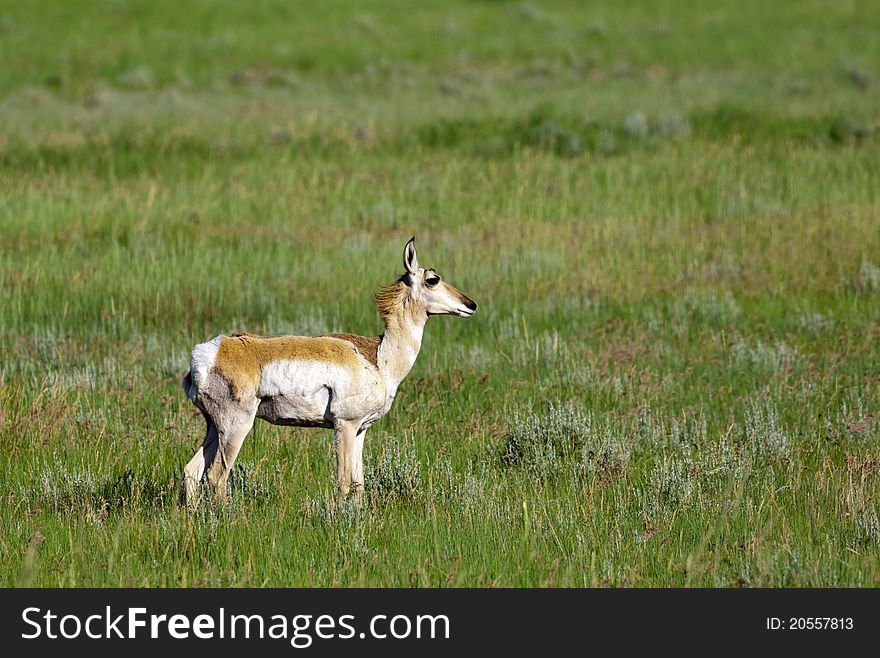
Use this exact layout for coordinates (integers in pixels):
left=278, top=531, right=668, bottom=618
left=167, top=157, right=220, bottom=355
left=181, top=237, right=477, bottom=503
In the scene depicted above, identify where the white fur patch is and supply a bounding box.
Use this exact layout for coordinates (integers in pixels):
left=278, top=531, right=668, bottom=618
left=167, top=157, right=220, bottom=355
left=189, top=335, right=222, bottom=393
left=259, top=359, right=353, bottom=399
left=259, top=359, right=385, bottom=423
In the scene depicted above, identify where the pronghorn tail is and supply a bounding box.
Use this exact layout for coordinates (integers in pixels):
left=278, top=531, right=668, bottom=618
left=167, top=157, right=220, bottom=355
left=183, top=335, right=223, bottom=402
left=181, top=369, right=196, bottom=401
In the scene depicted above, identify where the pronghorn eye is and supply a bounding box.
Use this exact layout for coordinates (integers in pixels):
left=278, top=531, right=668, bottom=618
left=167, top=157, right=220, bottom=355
left=425, top=276, right=440, bottom=287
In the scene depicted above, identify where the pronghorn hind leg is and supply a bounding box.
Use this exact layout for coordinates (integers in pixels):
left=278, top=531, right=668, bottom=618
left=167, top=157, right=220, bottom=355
left=206, top=404, right=257, bottom=504
left=184, top=414, right=219, bottom=507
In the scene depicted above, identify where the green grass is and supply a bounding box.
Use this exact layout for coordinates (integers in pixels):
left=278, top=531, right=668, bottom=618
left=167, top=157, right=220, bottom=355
left=1, top=0, right=879, bottom=586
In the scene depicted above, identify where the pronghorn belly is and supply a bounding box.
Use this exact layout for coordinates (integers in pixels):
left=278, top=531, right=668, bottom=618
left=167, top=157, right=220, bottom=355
left=255, top=359, right=342, bottom=426
left=256, top=393, right=333, bottom=428
left=258, top=359, right=352, bottom=398
left=256, top=358, right=386, bottom=426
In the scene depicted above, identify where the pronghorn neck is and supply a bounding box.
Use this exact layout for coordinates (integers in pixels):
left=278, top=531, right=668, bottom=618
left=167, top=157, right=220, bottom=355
left=377, top=299, right=427, bottom=388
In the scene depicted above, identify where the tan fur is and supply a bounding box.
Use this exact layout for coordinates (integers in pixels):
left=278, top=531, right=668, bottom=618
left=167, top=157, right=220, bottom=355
left=214, top=334, right=364, bottom=398
left=322, top=333, right=381, bottom=368
left=374, top=281, right=409, bottom=322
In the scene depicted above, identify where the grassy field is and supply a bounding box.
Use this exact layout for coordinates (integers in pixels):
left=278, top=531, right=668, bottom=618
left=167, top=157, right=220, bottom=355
left=1, top=0, right=879, bottom=586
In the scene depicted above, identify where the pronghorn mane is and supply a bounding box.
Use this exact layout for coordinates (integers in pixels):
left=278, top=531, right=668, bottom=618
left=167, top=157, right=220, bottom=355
left=373, top=278, right=409, bottom=322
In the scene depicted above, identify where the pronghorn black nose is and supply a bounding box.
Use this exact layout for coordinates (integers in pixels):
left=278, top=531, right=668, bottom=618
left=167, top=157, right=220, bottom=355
left=464, top=298, right=477, bottom=311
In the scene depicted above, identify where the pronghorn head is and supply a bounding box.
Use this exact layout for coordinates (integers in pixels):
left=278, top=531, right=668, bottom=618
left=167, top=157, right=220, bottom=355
left=402, top=237, right=477, bottom=318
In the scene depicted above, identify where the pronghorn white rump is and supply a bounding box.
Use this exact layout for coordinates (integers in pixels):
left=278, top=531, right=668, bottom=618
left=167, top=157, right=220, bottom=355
left=181, top=237, right=477, bottom=503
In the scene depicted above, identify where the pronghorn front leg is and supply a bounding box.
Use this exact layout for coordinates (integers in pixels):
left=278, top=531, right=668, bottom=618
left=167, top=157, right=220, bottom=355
left=352, top=427, right=366, bottom=494
left=334, top=421, right=361, bottom=498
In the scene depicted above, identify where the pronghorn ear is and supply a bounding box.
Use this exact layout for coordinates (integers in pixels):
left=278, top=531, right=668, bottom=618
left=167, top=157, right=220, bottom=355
left=403, top=236, right=419, bottom=275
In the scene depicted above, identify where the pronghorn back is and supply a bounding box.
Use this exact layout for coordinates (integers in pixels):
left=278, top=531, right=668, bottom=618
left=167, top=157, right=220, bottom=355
left=211, top=333, right=376, bottom=398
